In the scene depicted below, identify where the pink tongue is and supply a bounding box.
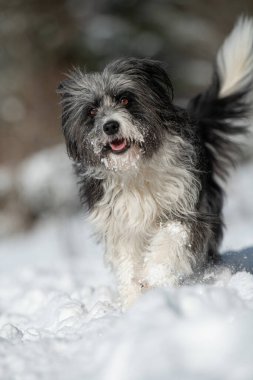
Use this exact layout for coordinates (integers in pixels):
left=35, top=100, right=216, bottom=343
left=110, top=139, right=127, bottom=151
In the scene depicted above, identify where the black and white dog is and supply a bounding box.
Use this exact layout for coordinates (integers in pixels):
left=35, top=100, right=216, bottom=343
left=58, top=17, right=253, bottom=308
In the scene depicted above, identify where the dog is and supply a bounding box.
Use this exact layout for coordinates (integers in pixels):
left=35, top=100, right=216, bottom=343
left=58, top=17, right=253, bottom=308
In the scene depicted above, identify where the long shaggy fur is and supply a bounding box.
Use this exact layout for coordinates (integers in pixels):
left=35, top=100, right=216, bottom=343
left=58, top=17, right=253, bottom=308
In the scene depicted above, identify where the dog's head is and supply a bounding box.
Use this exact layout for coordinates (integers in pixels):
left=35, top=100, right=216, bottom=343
left=58, top=58, right=176, bottom=174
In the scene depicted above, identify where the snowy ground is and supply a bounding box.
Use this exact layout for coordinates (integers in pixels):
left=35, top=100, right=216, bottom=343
left=0, top=162, right=253, bottom=380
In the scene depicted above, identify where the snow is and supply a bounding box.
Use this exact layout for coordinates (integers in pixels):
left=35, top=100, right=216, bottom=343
left=17, top=145, right=79, bottom=214
left=0, top=161, right=253, bottom=379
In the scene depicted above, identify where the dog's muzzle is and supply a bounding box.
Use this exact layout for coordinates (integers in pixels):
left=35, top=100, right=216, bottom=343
left=102, top=120, right=130, bottom=154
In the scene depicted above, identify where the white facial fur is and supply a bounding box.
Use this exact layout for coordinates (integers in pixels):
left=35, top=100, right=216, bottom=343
left=89, top=106, right=145, bottom=172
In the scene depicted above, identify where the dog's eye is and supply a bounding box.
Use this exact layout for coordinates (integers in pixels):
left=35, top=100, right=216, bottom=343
left=88, top=108, right=97, bottom=117
left=120, top=97, right=129, bottom=106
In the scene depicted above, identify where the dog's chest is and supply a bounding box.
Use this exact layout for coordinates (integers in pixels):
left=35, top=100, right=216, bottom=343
left=90, top=176, right=162, bottom=243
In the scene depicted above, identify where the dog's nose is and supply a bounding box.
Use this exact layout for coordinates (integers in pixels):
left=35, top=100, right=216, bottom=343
left=103, top=120, right=119, bottom=135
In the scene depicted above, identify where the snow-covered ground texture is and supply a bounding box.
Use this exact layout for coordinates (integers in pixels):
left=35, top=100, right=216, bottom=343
left=0, top=161, right=253, bottom=380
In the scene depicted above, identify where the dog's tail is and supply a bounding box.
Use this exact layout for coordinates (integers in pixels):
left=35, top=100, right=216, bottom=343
left=188, top=16, right=253, bottom=180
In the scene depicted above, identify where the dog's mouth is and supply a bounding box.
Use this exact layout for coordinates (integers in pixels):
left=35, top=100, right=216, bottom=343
left=100, top=137, right=143, bottom=171
left=105, top=138, right=131, bottom=155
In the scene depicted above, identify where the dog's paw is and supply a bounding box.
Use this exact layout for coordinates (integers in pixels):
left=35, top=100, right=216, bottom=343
left=142, top=263, right=180, bottom=288
left=120, top=282, right=142, bottom=310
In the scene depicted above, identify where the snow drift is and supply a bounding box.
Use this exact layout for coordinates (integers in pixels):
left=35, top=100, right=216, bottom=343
left=0, top=160, right=252, bottom=380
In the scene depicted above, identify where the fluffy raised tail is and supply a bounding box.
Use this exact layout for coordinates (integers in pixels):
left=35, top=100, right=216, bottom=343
left=188, top=16, right=253, bottom=180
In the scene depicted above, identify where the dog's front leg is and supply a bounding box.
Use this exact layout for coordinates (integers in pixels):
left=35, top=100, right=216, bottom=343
left=142, top=221, right=195, bottom=288
left=106, top=248, right=143, bottom=310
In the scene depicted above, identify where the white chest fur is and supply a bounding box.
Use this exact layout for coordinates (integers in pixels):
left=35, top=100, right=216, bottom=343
left=90, top=172, right=159, bottom=258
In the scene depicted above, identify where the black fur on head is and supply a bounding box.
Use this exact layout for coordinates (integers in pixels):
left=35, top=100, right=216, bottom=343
left=57, top=58, right=178, bottom=174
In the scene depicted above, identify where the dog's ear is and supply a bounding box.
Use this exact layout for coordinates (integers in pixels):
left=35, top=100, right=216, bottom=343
left=57, top=79, right=72, bottom=99
left=57, top=77, right=80, bottom=161
left=57, top=67, right=87, bottom=97
left=57, top=80, right=65, bottom=96
left=106, top=58, right=174, bottom=103
left=57, top=78, right=72, bottom=125
left=136, top=59, right=174, bottom=102
left=57, top=68, right=89, bottom=161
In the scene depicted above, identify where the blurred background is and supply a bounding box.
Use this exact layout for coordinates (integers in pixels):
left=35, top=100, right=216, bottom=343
left=0, top=0, right=253, bottom=247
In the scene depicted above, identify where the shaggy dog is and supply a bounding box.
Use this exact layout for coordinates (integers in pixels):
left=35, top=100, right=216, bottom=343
left=58, top=17, right=253, bottom=308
